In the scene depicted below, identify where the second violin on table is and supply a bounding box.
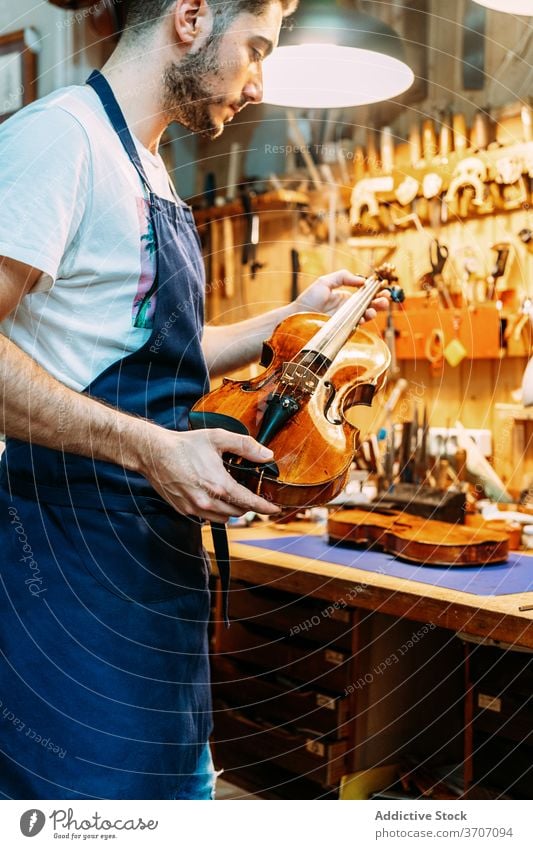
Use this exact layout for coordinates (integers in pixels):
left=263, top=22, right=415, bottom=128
left=190, top=266, right=403, bottom=508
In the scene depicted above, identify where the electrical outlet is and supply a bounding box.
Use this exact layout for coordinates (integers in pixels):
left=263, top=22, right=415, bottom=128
left=428, top=427, right=492, bottom=458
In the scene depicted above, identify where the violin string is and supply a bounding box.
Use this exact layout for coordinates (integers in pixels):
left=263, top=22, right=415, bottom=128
left=276, top=273, right=381, bottom=401
left=277, top=270, right=385, bottom=401
left=300, top=273, right=382, bottom=371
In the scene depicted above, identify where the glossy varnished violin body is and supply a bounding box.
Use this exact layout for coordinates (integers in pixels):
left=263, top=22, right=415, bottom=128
left=328, top=508, right=509, bottom=566
left=192, top=317, right=390, bottom=507
left=191, top=269, right=400, bottom=508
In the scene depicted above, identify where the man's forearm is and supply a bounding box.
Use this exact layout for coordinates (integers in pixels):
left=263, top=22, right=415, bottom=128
left=0, top=334, right=154, bottom=472
left=202, top=303, right=298, bottom=377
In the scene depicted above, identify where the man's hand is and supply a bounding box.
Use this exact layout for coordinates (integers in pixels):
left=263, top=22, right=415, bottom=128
left=141, top=427, right=280, bottom=523
left=294, top=269, right=390, bottom=322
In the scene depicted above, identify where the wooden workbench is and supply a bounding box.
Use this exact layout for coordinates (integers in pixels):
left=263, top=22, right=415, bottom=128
left=205, top=521, right=533, bottom=797
left=206, top=520, right=533, bottom=649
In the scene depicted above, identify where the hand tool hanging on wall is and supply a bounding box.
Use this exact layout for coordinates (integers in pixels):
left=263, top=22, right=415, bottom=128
left=380, top=127, right=395, bottom=174
left=287, top=110, right=323, bottom=190
left=209, top=217, right=223, bottom=321
left=422, top=119, right=437, bottom=164
left=452, top=113, right=469, bottom=156
left=384, top=300, right=399, bottom=378
left=290, top=249, right=301, bottom=301
left=443, top=313, right=467, bottom=368
left=519, top=228, right=533, bottom=253
left=241, top=188, right=265, bottom=280
left=409, top=123, right=422, bottom=168
left=486, top=243, right=512, bottom=300
left=374, top=378, right=408, bottom=439
left=429, top=240, right=454, bottom=308
left=408, top=404, right=419, bottom=485
left=222, top=218, right=235, bottom=298
left=201, top=173, right=217, bottom=319
left=456, top=421, right=512, bottom=503
left=399, top=420, right=413, bottom=484
left=438, top=111, right=453, bottom=162
left=508, top=296, right=533, bottom=342
left=522, top=104, right=533, bottom=143
left=470, top=109, right=492, bottom=152
left=226, top=144, right=242, bottom=203
left=414, top=407, right=429, bottom=486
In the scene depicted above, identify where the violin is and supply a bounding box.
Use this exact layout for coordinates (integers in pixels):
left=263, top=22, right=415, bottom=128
left=190, top=266, right=403, bottom=508
left=328, top=508, right=509, bottom=567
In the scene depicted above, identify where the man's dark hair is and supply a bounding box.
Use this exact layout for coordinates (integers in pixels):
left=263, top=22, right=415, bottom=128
left=124, top=0, right=298, bottom=39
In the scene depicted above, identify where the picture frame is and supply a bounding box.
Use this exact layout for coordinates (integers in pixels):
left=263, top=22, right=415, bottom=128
left=0, top=29, right=39, bottom=123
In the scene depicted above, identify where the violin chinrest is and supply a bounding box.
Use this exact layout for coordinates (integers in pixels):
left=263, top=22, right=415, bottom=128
left=189, top=411, right=250, bottom=436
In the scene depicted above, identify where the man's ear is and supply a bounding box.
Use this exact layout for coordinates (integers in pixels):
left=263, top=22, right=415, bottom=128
left=173, top=0, right=209, bottom=45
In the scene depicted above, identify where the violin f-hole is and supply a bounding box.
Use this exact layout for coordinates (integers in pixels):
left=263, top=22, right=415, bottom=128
left=323, top=381, right=343, bottom=425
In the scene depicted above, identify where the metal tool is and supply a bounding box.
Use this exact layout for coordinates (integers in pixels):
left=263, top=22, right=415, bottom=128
left=415, top=407, right=429, bottom=485
left=409, top=405, right=419, bottom=485
left=429, top=240, right=454, bottom=308
left=438, top=112, right=453, bottom=162
left=409, top=123, right=422, bottom=168
left=399, top=421, right=413, bottom=484
left=452, top=113, right=469, bottom=155
left=430, top=240, right=448, bottom=276
left=290, top=249, right=301, bottom=301
left=241, top=189, right=265, bottom=280
left=422, top=119, right=437, bottom=164
left=486, top=242, right=511, bottom=300
left=384, top=300, right=399, bottom=377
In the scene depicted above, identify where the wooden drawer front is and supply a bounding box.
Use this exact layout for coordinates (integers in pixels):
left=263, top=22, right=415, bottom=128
left=474, top=687, right=533, bottom=744
left=212, top=705, right=349, bottom=787
left=229, top=581, right=354, bottom=650
left=216, top=621, right=352, bottom=694
left=211, top=656, right=350, bottom=738
left=469, top=646, right=533, bottom=743
left=468, top=646, right=533, bottom=688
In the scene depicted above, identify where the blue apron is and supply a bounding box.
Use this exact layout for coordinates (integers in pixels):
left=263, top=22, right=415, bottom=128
left=0, top=71, right=214, bottom=799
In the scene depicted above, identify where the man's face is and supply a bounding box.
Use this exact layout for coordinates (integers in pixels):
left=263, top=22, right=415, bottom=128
left=162, top=3, right=282, bottom=139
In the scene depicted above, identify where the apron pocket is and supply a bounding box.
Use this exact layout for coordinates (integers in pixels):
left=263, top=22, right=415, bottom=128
left=58, top=505, right=209, bottom=604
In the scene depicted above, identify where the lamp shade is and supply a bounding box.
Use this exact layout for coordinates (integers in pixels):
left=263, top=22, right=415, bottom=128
left=262, top=3, right=414, bottom=109
left=473, top=0, right=533, bottom=13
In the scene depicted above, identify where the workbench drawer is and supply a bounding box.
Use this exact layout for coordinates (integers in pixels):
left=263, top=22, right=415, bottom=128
left=211, top=655, right=351, bottom=738
left=468, top=644, right=533, bottom=743
left=229, top=581, right=354, bottom=650
left=473, top=686, right=533, bottom=744
left=215, top=621, right=353, bottom=694
left=212, top=705, right=349, bottom=787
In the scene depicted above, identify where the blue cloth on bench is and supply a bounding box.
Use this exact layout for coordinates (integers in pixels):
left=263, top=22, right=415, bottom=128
left=237, top=535, right=533, bottom=597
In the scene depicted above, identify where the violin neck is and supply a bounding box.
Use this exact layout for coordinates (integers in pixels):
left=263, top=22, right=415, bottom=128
left=303, top=274, right=384, bottom=363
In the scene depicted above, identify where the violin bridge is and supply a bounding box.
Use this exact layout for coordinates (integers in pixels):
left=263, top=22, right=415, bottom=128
left=281, top=362, right=320, bottom=395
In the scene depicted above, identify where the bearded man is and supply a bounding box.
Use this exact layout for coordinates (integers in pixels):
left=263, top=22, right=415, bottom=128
left=0, top=0, right=385, bottom=799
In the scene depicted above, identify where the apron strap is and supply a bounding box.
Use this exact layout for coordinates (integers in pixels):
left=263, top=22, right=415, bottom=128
left=86, top=69, right=152, bottom=194
left=211, top=522, right=231, bottom=629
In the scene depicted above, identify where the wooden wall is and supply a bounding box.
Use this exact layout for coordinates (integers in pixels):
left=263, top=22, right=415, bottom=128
left=199, top=199, right=532, bottom=494
left=195, top=0, right=533, bottom=494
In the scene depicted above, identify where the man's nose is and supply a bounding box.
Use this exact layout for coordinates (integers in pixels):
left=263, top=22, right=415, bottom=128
left=243, top=69, right=263, bottom=104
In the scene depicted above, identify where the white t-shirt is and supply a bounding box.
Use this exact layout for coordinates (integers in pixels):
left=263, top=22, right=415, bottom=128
left=0, top=84, right=183, bottom=392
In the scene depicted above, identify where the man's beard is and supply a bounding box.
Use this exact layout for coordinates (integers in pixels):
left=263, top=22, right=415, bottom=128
left=162, top=35, right=230, bottom=140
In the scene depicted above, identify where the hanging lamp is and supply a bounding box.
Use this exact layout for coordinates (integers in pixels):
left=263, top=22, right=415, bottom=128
left=262, top=0, right=415, bottom=109
left=473, top=1, right=532, bottom=14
